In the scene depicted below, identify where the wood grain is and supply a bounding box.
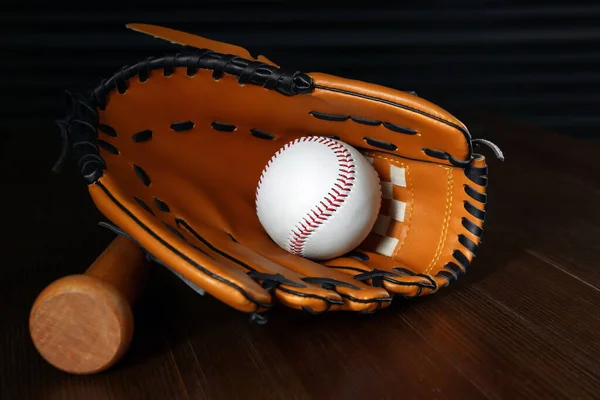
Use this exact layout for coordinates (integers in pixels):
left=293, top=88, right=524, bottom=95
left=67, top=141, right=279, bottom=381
left=1, top=112, right=600, bottom=399
left=29, top=236, right=148, bottom=375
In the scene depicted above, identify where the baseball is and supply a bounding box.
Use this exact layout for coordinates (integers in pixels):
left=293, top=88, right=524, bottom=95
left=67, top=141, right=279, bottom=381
left=255, top=136, right=381, bottom=260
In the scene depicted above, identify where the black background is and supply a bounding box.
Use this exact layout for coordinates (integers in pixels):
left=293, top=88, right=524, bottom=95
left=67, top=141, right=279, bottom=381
left=1, top=2, right=599, bottom=139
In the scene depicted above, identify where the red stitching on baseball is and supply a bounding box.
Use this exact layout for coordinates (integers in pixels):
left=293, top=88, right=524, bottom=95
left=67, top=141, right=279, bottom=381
left=256, top=136, right=357, bottom=256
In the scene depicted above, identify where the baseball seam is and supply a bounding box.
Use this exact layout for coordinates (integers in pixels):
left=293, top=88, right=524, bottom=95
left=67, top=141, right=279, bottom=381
left=256, top=136, right=356, bottom=256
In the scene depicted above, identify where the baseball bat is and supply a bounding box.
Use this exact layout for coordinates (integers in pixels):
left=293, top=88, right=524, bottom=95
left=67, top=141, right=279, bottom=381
left=29, top=235, right=149, bottom=375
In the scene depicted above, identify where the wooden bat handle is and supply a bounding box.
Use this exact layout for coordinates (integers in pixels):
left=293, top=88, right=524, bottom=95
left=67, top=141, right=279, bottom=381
left=29, top=236, right=149, bottom=375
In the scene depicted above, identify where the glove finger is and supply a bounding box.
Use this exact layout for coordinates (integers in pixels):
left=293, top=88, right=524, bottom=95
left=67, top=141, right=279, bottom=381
left=89, top=181, right=274, bottom=314
left=324, top=250, right=443, bottom=298
left=233, top=250, right=345, bottom=314
left=270, top=251, right=392, bottom=313
left=234, top=226, right=392, bottom=313
left=178, top=222, right=346, bottom=314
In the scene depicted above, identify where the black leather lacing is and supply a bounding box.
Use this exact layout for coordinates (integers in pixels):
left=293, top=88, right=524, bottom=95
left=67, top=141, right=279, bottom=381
left=424, top=137, right=504, bottom=167
left=133, top=164, right=151, bottom=186
left=250, top=129, right=275, bottom=140
left=465, top=185, right=487, bottom=203
left=436, top=146, right=494, bottom=284
left=52, top=91, right=104, bottom=182
left=171, top=121, right=195, bottom=132
left=132, top=129, right=153, bottom=142
left=462, top=217, right=483, bottom=237
left=392, top=267, right=438, bottom=297
left=153, top=197, right=170, bottom=212
left=473, top=138, right=505, bottom=161
left=326, top=264, right=439, bottom=295
left=309, top=111, right=418, bottom=135
left=443, top=263, right=464, bottom=277
left=91, top=51, right=313, bottom=110
left=97, top=139, right=119, bottom=155
left=436, top=270, right=457, bottom=284
left=52, top=50, right=314, bottom=180
left=364, top=137, right=398, bottom=151
left=163, top=221, right=186, bottom=240
left=301, top=277, right=360, bottom=291
left=134, top=196, right=155, bottom=216
left=247, top=271, right=304, bottom=291
left=211, top=122, right=237, bottom=132
left=353, top=269, right=400, bottom=288
left=422, top=148, right=473, bottom=167
left=98, top=124, right=118, bottom=137
left=344, top=250, right=370, bottom=261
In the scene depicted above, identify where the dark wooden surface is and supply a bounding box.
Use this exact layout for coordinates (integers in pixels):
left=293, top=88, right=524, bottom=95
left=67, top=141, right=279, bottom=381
left=1, top=112, right=599, bottom=400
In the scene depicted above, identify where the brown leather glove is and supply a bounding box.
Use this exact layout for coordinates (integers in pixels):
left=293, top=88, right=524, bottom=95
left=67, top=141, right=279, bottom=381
left=54, top=23, right=503, bottom=322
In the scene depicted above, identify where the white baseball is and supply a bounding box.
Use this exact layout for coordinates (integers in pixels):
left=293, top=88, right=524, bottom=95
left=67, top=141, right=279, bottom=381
left=255, top=136, right=381, bottom=260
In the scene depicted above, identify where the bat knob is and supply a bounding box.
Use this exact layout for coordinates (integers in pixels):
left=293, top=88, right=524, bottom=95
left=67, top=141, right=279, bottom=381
left=29, top=274, right=134, bottom=374
left=29, top=236, right=148, bottom=374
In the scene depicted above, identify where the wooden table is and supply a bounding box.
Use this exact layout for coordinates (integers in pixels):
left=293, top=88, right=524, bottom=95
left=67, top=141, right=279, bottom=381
left=1, top=112, right=599, bottom=399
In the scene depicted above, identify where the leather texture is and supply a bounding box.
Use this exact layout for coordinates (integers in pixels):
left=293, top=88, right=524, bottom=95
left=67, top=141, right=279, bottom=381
left=56, top=24, right=497, bottom=319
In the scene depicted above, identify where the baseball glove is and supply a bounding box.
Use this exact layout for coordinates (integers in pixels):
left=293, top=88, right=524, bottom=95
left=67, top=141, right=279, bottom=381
left=54, top=23, right=503, bottom=322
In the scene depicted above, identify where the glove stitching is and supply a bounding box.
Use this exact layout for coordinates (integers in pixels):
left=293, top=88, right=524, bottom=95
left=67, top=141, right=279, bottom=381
left=288, top=138, right=355, bottom=256
left=426, top=166, right=453, bottom=274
